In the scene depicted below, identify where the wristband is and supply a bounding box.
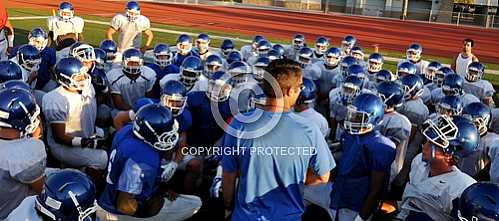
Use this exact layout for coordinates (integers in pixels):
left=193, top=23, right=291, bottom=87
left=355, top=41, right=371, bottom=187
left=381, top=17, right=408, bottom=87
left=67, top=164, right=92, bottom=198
left=7, top=35, right=14, bottom=47
left=71, top=137, right=82, bottom=147
left=128, top=110, right=136, bottom=120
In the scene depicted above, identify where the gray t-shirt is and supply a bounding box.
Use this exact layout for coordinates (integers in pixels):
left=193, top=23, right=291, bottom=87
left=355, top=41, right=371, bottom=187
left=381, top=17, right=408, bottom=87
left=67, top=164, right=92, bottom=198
left=0, top=138, right=46, bottom=219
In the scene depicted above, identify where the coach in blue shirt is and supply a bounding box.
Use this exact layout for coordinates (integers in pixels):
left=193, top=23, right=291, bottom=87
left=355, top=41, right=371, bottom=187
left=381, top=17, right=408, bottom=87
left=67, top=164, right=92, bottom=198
left=221, top=59, right=336, bottom=221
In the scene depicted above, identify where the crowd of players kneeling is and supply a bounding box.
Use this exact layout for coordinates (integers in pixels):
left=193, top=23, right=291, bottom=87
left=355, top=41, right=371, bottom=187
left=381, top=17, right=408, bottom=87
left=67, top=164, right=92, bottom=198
left=1, top=10, right=499, bottom=221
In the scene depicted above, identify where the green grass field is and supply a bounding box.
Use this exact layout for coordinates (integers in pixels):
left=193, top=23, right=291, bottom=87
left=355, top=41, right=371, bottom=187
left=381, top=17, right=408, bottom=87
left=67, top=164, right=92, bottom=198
left=8, top=7, right=499, bottom=101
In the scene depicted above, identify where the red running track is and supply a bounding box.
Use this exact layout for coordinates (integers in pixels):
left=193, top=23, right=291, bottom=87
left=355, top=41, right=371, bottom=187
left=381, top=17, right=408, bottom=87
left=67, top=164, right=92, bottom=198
left=7, top=0, right=499, bottom=63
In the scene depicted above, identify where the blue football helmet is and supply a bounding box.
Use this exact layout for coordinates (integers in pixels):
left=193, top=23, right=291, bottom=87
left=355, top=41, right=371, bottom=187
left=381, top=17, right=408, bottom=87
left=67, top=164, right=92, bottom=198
left=446, top=116, right=479, bottom=160
left=153, top=43, right=173, bottom=67
left=425, top=61, right=442, bottom=82
left=176, top=34, right=192, bottom=55
left=161, top=80, right=187, bottom=117
left=196, top=33, right=210, bottom=49
left=368, top=53, right=384, bottom=73
left=204, top=54, right=224, bottom=78
left=463, top=102, right=491, bottom=136
left=315, top=37, right=329, bottom=55
left=341, top=35, right=357, bottom=54
left=90, top=70, right=109, bottom=94
left=133, top=104, right=179, bottom=151
left=1, top=80, right=32, bottom=92
left=179, top=56, right=203, bottom=89
left=340, top=56, right=358, bottom=78
left=434, top=66, right=455, bottom=87
left=93, top=48, right=106, bottom=70
left=17, top=44, right=41, bottom=73
left=344, top=93, right=384, bottom=134
left=253, top=57, right=270, bottom=81
left=28, top=27, right=48, bottom=51
left=347, top=64, right=367, bottom=80
left=58, top=2, right=74, bottom=21
left=340, top=75, right=363, bottom=105
left=55, top=57, right=90, bottom=91
left=99, top=40, right=117, bottom=62
left=377, top=81, right=404, bottom=108
left=297, top=78, right=316, bottom=104
left=325, top=47, right=341, bottom=67
left=122, top=48, right=143, bottom=75
left=267, top=49, right=281, bottom=61
left=350, top=46, right=364, bottom=62
left=375, top=69, right=395, bottom=87
left=442, top=74, right=464, bottom=96
left=466, top=61, right=485, bottom=82
left=206, top=71, right=232, bottom=102
left=457, top=183, right=499, bottom=221
left=133, top=98, right=155, bottom=113
left=226, top=50, right=242, bottom=65
left=220, top=39, right=235, bottom=57
left=256, top=40, right=272, bottom=57
left=293, top=34, right=305, bottom=50
left=272, top=44, right=286, bottom=58
left=35, top=170, right=96, bottom=221
left=437, top=95, right=463, bottom=117
left=400, top=74, right=424, bottom=100
left=397, top=61, right=417, bottom=78
left=251, top=35, right=265, bottom=49
left=0, top=61, right=23, bottom=83
left=125, top=1, right=141, bottom=21
left=70, top=43, right=96, bottom=63
left=297, top=47, right=313, bottom=68
left=406, top=43, right=423, bottom=63
left=0, top=88, right=40, bottom=137
left=228, top=61, right=252, bottom=87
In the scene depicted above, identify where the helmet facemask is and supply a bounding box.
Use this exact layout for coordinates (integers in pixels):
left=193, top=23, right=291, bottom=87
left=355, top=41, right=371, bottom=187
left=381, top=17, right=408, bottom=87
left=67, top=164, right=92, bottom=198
left=155, top=52, right=172, bottom=68
left=326, top=55, right=340, bottom=67
left=466, top=68, right=482, bottom=82
left=58, top=9, right=74, bottom=21
left=29, top=37, right=48, bottom=52
left=123, top=56, right=143, bottom=75
left=206, top=79, right=232, bottom=102
left=344, top=105, right=375, bottom=135
left=177, top=42, right=192, bottom=55
left=180, top=70, right=200, bottom=89
left=368, top=60, right=382, bottom=73
left=421, top=115, right=458, bottom=149
left=406, top=49, right=421, bottom=63
left=126, top=9, right=140, bottom=22
left=340, top=83, right=360, bottom=105
left=161, top=94, right=187, bottom=117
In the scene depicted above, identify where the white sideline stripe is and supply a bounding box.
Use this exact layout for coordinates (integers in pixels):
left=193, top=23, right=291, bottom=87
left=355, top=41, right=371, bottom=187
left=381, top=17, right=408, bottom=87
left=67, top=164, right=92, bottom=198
left=9, top=16, right=499, bottom=76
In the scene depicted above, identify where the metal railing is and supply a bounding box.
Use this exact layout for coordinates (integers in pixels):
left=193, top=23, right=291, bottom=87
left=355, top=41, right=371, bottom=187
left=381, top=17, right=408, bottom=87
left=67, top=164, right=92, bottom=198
left=165, top=0, right=498, bottom=29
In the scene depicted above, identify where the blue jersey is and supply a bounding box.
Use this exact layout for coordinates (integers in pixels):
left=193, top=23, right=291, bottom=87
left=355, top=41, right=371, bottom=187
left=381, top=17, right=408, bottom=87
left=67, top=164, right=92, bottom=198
left=330, top=131, right=396, bottom=211
left=98, top=124, right=162, bottom=215
left=186, top=91, right=232, bottom=147
left=172, top=51, right=199, bottom=67
left=11, top=46, right=57, bottom=90
left=145, top=63, right=179, bottom=99
left=221, top=110, right=335, bottom=221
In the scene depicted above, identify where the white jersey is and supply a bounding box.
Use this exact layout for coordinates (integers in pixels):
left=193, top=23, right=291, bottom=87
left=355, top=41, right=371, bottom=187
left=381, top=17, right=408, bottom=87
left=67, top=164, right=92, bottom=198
left=315, top=61, right=340, bottom=96
left=110, top=14, right=150, bottom=52
left=463, top=80, right=496, bottom=101
left=107, top=66, right=156, bottom=107
left=399, top=154, right=476, bottom=221
left=47, top=16, right=84, bottom=41
left=0, top=138, right=46, bottom=219
left=240, top=45, right=255, bottom=61
left=422, top=83, right=438, bottom=104
left=55, top=46, right=71, bottom=63
left=398, top=59, right=429, bottom=75
left=43, top=86, right=97, bottom=149
left=379, top=111, right=412, bottom=182
left=5, top=196, right=42, bottom=221
left=397, top=98, right=429, bottom=127
left=284, top=44, right=299, bottom=61
left=295, top=108, right=329, bottom=137
left=455, top=53, right=474, bottom=77
left=303, top=63, right=321, bottom=80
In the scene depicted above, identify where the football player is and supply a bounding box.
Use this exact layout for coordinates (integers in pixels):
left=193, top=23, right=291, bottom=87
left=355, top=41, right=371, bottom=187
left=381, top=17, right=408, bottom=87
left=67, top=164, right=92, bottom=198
left=47, top=2, right=84, bottom=50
